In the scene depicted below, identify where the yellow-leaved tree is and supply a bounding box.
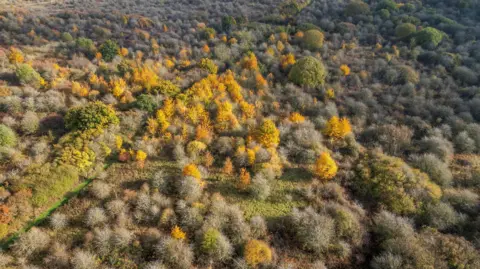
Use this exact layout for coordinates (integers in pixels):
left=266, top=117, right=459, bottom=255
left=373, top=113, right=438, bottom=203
left=323, top=116, right=352, bottom=140
left=171, top=225, right=186, bottom=240
left=314, top=152, right=338, bottom=180
left=244, top=240, right=272, bottom=267
left=254, top=119, right=280, bottom=148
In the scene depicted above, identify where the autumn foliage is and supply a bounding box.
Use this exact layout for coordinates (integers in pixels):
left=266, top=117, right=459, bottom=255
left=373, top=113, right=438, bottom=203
left=314, top=152, right=338, bottom=180
left=323, top=116, right=352, bottom=139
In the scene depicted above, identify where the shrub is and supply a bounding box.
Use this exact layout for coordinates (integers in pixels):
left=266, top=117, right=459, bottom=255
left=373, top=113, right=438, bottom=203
left=302, top=29, right=324, bottom=50
left=50, top=213, right=68, bottom=230
left=198, top=58, right=218, bottom=74
left=12, top=227, right=50, bottom=257
left=71, top=250, right=97, bottom=269
left=244, top=239, right=272, bottom=267
left=135, top=94, right=158, bottom=113
left=345, top=1, right=370, bottom=17
left=65, top=101, right=119, bottom=131
left=419, top=136, right=454, bottom=162
left=395, top=23, right=416, bottom=39
left=397, top=65, right=419, bottom=84
left=371, top=252, right=403, bottom=269
left=99, top=40, right=119, bottom=62
left=372, top=211, right=414, bottom=241
left=419, top=202, right=460, bottom=230
left=411, top=154, right=452, bottom=187
left=16, top=64, right=42, bottom=86
left=151, top=79, right=181, bottom=96
left=289, top=207, right=335, bottom=255
left=250, top=216, right=268, bottom=239
left=177, top=176, right=203, bottom=202
left=90, top=181, right=111, bottom=199
left=416, top=27, right=443, bottom=47
left=0, top=124, right=17, bottom=147
left=112, top=227, right=133, bottom=247
left=354, top=152, right=441, bottom=214
left=199, top=228, right=233, bottom=263
left=21, top=111, right=39, bottom=134
left=156, top=236, right=194, bottom=269
left=289, top=56, right=327, bottom=87
left=442, top=188, right=478, bottom=214
left=249, top=173, right=271, bottom=200
left=453, top=66, right=478, bottom=85
left=85, top=207, right=107, bottom=227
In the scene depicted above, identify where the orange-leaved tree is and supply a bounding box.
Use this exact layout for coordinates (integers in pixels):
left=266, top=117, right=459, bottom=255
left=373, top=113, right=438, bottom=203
left=314, top=152, right=338, bottom=180
left=254, top=119, right=280, bottom=148
left=323, top=116, right=352, bottom=140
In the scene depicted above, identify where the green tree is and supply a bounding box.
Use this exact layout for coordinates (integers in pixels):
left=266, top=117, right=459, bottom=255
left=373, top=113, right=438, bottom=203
left=345, top=1, right=370, bottom=17
left=99, top=40, right=119, bottom=62
left=303, top=29, right=325, bottom=50
left=65, top=101, right=119, bottom=131
left=289, top=56, right=327, bottom=87
left=0, top=124, right=17, bottom=147
left=15, top=64, right=42, bottom=86
left=395, top=23, right=416, bottom=39
left=416, top=27, right=444, bottom=47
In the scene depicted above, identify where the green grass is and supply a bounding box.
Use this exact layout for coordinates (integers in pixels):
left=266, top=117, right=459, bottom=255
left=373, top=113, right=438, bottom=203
left=207, top=167, right=313, bottom=220
left=0, top=163, right=112, bottom=250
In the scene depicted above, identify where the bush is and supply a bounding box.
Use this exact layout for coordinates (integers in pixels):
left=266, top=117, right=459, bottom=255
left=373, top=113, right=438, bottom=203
left=411, top=154, right=452, bottom=187
left=395, top=23, right=416, bottom=39
left=354, top=152, right=441, bottom=214
left=453, top=66, right=478, bottom=85
left=302, top=29, right=324, bottom=50
left=135, top=94, right=158, bottom=113
left=16, top=64, right=42, bottom=86
left=419, top=202, right=460, bottom=230
left=250, top=216, right=268, bottom=239
left=198, top=228, right=233, bottom=263
left=244, top=239, right=272, bottom=267
left=372, top=211, right=414, bottom=241
left=345, top=1, right=370, bottom=17
left=65, top=101, right=119, bottom=131
left=198, top=58, right=218, bottom=74
left=249, top=173, right=271, bottom=200
left=416, top=27, right=443, bottom=47
left=442, top=188, right=478, bottom=214
left=0, top=124, right=17, bottom=147
left=289, top=56, right=327, bottom=87
left=454, top=131, right=475, bottom=153
left=371, top=252, right=403, bottom=269
left=21, top=111, right=39, bottom=134
left=176, top=176, right=203, bottom=202
left=12, top=227, right=50, bottom=257
left=85, top=207, right=107, bottom=227
left=156, top=236, right=194, bottom=269
left=419, top=136, right=454, bottom=162
left=90, top=181, right=111, bottom=199
left=50, top=213, right=68, bottom=230
left=99, top=40, right=119, bottom=62
left=289, top=207, right=335, bottom=255
left=397, top=65, right=419, bottom=84
left=71, top=250, right=97, bottom=269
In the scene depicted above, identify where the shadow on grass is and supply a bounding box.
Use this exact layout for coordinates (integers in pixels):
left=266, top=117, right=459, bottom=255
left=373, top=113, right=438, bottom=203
left=280, top=167, right=314, bottom=183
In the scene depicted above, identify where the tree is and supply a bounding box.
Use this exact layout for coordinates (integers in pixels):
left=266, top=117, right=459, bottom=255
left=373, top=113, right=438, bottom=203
left=303, top=29, right=325, bottom=50
left=198, top=58, right=218, bottom=74
left=8, top=47, right=24, bottom=64
left=16, top=64, right=43, bottom=86
left=416, top=27, right=443, bottom=47
left=323, top=116, right=352, bottom=139
left=183, top=164, right=201, bottom=180
left=238, top=168, right=251, bottom=190
left=314, top=152, right=338, bottom=180
left=244, top=240, right=272, bottom=267
left=0, top=124, right=17, bottom=147
left=221, top=16, right=237, bottom=32
left=99, top=40, right=119, bottom=62
left=254, top=119, right=280, bottom=148
left=65, top=101, right=119, bottom=131
left=289, top=56, right=327, bottom=87
left=171, top=226, right=186, bottom=240
left=223, top=157, right=234, bottom=175
left=345, top=1, right=370, bottom=17
left=395, top=23, right=416, bottom=39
